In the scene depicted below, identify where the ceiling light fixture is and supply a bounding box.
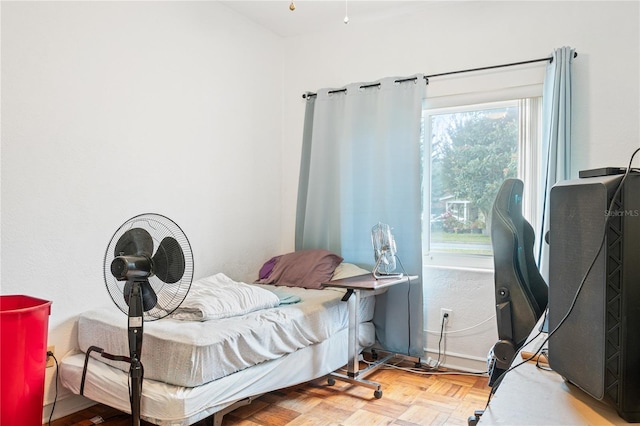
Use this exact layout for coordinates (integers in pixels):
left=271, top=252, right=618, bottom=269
left=344, top=0, right=349, bottom=24
left=287, top=0, right=350, bottom=24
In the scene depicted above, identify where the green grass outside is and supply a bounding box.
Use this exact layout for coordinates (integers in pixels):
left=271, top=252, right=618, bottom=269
left=431, top=230, right=491, bottom=244
left=430, top=229, right=492, bottom=255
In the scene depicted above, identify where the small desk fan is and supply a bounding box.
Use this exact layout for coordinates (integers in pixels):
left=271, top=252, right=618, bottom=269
left=371, top=222, right=403, bottom=279
left=103, top=213, right=193, bottom=426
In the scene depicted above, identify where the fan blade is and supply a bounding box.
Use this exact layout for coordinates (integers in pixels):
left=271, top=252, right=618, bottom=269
left=140, top=281, right=158, bottom=311
left=152, top=237, right=186, bottom=284
left=124, top=280, right=158, bottom=312
left=380, top=249, right=391, bottom=265
left=114, top=228, right=153, bottom=257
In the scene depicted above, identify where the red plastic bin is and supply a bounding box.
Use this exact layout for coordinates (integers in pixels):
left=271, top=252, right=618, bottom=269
left=1, top=295, right=52, bottom=426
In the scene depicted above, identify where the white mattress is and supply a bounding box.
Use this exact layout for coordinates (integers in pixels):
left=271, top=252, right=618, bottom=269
left=77, top=285, right=375, bottom=387
left=61, top=323, right=375, bottom=425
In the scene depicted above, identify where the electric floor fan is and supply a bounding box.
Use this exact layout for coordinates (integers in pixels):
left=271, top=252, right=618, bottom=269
left=371, top=222, right=403, bottom=279
left=102, top=213, right=194, bottom=426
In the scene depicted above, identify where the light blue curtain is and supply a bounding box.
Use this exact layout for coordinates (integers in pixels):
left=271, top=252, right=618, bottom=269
left=537, top=47, right=575, bottom=279
left=296, top=75, right=426, bottom=357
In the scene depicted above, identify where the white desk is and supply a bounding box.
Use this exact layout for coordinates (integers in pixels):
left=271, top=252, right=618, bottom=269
left=322, top=273, right=417, bottom=399
left=479, top=325, right=628, bottom=425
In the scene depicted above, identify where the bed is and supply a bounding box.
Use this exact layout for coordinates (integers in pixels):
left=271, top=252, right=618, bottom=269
left=59, top=251, right=377, bottom=425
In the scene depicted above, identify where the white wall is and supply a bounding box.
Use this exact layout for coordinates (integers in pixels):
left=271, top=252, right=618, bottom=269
left=281, top=1, right=640, bottom=369
left=2, top=0, right=639, bottom=419
left=1, top=1, right=284, bottom=417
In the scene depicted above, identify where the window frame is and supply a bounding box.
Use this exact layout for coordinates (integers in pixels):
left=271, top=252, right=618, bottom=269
left=422, top=86, right=543, bottom=270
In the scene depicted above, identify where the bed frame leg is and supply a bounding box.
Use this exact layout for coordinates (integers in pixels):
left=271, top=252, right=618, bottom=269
left=211, top=413, right=222, bottom=426
left=206, top=393, right=264, bottom=426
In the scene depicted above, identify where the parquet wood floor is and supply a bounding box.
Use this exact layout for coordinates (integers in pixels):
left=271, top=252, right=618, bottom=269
left=47, top=362, right=490, bottom=426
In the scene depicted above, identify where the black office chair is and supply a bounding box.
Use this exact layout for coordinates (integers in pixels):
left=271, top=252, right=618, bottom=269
left=488, top=178, right=548, bottom=387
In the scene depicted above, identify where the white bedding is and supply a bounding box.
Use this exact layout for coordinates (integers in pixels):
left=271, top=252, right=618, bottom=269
left=170, top=273, right=280, bottom=321
left=77, top=282, right=375, bottom=387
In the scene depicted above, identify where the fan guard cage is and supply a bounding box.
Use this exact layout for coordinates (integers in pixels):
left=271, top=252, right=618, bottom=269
left=371, top=222, right=397, bottom=274
left=103, top=213, right=194, bottom=321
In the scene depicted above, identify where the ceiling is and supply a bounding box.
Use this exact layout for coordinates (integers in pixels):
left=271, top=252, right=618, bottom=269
left=220, top=1, right=430, bottom=38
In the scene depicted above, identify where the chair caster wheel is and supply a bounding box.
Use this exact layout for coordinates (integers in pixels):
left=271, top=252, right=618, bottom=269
left=374, top=390, right=382, bottom=399
left=327, top=377, right=335, bottom=386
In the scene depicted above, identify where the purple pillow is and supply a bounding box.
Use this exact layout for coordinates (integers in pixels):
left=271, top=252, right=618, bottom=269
left=256, top=249, right=343, bottom=289
left=258, top=255, right=281, bottom=280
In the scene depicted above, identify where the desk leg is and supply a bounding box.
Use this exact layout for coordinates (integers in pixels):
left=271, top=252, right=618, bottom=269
left=347, top=288, right=360, bottom=377
left=328, top=289, right=394, bottom=399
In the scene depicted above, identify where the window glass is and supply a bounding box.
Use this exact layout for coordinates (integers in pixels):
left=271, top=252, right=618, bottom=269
left=424, top=99, right=538, bottom=262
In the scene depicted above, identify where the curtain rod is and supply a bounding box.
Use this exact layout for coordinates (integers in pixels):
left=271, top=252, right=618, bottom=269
left=302, top=51, right=578, bottom=99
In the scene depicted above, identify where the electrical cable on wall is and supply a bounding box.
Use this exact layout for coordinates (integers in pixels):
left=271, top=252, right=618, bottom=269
left=394, top=255, right=412, bottom=356
left=425, top=314, right=496, bottom=335
left=46, top=352, right=58, bottom=426
left=434, top=313, right=447, bottom=369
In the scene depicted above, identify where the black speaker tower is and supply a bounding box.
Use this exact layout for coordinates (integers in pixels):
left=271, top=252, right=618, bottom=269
left=549, top=172, right=640, bottom=422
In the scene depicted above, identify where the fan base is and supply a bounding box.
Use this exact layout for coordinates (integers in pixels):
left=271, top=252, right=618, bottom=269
left=373, top=271, right=404, bottom=280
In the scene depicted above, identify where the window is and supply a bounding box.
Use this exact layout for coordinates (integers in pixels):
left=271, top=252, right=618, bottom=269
left=422, top=97, right=542, bottom=268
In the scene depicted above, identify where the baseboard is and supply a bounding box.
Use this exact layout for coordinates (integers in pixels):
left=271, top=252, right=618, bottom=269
left=43, top=394, right=96, bottom=423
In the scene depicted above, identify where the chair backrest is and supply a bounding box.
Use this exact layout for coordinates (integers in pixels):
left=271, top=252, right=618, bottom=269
left=491, top=179, right=548, bottom=348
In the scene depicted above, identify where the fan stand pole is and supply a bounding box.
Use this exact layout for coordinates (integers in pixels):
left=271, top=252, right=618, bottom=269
left=372, top=254, right=386, bottom=280
left=128, top=282, right=144, bottom=426
left=130, top=358, right=142, bottom=426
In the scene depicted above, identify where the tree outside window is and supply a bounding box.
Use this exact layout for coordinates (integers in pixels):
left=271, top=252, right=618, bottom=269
left=428, top=103, right=518, bottom=255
